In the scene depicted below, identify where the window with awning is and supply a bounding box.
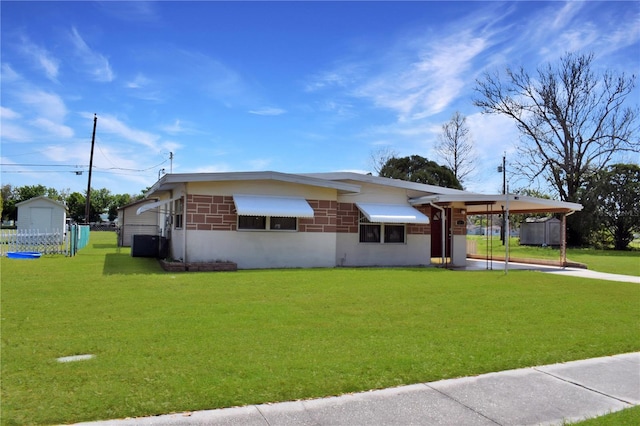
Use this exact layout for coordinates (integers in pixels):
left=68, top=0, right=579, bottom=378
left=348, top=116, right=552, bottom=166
left=355, top=203, right=430, bottom=224
left=233, top=194, right=315, bottom=231
left=233, top=194, right=315, bottom=218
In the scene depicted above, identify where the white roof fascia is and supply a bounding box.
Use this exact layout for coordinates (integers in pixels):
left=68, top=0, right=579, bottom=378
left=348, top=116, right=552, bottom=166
left=410, top=194, right=583, bottom=213
left=303, top=172, right=468, bottom=195
left=145, top=171, right=360, bottom=197
left=136, top=197, right=180, bottom=215
left=233, top=194, right=315, bottom=218
left=355, top=202, right=430, bottom=224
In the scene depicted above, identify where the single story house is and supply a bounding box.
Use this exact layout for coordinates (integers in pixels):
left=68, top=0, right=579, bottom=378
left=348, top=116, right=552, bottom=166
left=16, top=196, right=67, bottom=233
left=138, top=171, right=583, bottom=269
left=117, top=198, right=159, bottom=247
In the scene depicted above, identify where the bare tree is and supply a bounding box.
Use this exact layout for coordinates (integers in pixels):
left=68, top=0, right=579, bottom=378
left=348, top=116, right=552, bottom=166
left=369, top=146, right=399, bottom=174
left=474, top=52, right=639, bottom=203
left=435, top=111, right=476, bottom=184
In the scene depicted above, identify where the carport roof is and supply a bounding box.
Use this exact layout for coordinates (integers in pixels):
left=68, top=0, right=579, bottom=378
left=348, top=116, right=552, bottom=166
left=410, top=194, right=583, bottom=214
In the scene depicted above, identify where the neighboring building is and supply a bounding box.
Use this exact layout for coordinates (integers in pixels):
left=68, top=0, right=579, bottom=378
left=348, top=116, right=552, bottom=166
left=520, top=217, right=562, bottom=246
left=16, top=196, right=67, bottom=232
left=138, top=171, right=583, bottom=269
left=117, top=198, right=159, bottom=247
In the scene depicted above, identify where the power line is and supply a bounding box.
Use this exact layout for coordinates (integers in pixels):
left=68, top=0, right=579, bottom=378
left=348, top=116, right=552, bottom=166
left=2, top=159, right=168, bottom=172
left=1, top=170, right=84, bottom=174
left=1, top=163, right=86, bottom=167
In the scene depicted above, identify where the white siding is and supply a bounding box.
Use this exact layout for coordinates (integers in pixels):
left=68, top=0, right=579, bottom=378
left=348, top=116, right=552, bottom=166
left=336, top=233, right=430, bottom=267
left=17, top=198, right=66, bottom=232
left=185, top=230, right=336, bottom=269
left=118, top=201, right=159, bottom=247
left=451, top=235, right=467, bottom=267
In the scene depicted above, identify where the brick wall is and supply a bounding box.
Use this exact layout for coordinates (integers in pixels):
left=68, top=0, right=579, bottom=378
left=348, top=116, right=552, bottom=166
left=185, top=195, right=338, bottom=232
left=407, top=205, right=431, bottom=235
left=186, top=195, right=236, bottom=231
left=185, top=195, right=434, bottom=235
left=336, top=202, right=359, bottom=233
left=451, top=208, right=467, bottom=235
left=298, top=200, right=337, bottom=233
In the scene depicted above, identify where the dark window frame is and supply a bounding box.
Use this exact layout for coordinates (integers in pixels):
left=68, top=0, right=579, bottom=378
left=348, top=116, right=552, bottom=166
left=358, top=212, right=406, bottom=244
left=174, top=198, right=184, bottom=229
left=237, top=215, right=298, bottom=231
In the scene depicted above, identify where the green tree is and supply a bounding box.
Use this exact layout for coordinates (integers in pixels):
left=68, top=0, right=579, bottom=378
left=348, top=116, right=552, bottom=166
left=379, top=155, right=463, bottom=189
left=1, top=184, right=16, bottom=221
left=88, top=188, right=113, bottom=222
left=15, top=184, right=48, bottom=201
left=109, top=193, right=132, bottom=221
left=66, top=192, right=85, bottom=222
left=593, top=164, right=640, bottom=250
left=474, top=52, right=638, bottom=245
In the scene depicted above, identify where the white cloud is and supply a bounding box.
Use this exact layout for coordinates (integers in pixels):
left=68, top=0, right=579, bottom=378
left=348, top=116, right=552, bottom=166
left=0, top=106, right=21, bottom=120
left=69, top=27, right=115, bottom=82
left=30, top=117, right=74, bottom=139
left=125, top=73, right=150, bottom=89
left=305, top=63, right=364, bottom=92
left=550, top=1, right=585, bottom=30
left=83, top=112, right=161, bottom=151
left=17, top=89, right=68, bottom=122
left=0, top=122, right=32, bottom=142
left=1, top=63, right=22, bottom=83
left=248, top=107, right=286, bottom=116
left=356, top=33, right=488, bottom=121
left=161, top=119, right=185, bottom=134
left=192, top=164, right=233, bottom=173
left=18, top=35, right=60, bottom=81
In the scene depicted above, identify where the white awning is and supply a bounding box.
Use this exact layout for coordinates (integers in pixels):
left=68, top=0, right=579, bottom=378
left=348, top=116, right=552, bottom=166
left=136, top=197, right=179, bottom=215
left=233, top=194, right=315, bottom=218
left=356, top=203, right=430, bottom=224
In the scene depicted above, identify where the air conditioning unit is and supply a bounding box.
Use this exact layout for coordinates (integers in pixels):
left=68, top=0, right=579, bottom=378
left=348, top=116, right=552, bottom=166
left=131, top=235, right=159, bottom=257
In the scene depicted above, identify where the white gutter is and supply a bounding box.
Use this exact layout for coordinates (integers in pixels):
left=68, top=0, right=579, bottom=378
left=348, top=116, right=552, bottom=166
left=182, top=186, right=188, bottom=264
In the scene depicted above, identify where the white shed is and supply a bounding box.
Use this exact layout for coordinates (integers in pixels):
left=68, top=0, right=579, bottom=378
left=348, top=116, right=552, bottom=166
left=117, top=199, right=159, bottom=247
left=16, top=196, right=67, bottom=232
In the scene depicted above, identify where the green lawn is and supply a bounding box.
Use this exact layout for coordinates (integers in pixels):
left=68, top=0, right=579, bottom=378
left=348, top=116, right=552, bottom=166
left=571, top=406, right=640, bottom=425
left=468, top=235, right=640, bottom=276
left=2, top=232, right=639, bottom=425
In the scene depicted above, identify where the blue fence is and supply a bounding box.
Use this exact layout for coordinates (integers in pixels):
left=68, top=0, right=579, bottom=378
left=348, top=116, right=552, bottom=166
left=67, top=224, right=90, bottom=257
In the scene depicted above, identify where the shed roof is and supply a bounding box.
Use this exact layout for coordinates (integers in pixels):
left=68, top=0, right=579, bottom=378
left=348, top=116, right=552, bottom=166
left=16, top=196, right=68, bottom=211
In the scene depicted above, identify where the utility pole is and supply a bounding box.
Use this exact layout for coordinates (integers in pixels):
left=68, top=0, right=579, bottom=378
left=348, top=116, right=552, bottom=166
left=169, top=151, right=173, bottom=173
left=497, top=153, right=506, bottom=244
left=85, top=114, right=97, bottom=224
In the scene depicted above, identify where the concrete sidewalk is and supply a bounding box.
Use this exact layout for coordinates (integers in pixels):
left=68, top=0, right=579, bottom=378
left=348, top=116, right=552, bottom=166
left=73, top=352, right=639, bottom=426
left=463, top=259, right=640, bottom=284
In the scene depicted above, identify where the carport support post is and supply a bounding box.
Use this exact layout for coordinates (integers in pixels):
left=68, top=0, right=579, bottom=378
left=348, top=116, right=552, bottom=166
left=561, top=213, right=567, bottom=267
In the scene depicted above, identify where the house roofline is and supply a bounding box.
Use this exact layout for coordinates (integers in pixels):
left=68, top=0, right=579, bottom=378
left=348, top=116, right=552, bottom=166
left=145, top=171, right=361, bottom=197
left=117, top=198, right=159, bottom=211
left=301, top=172, right=469, bottom=195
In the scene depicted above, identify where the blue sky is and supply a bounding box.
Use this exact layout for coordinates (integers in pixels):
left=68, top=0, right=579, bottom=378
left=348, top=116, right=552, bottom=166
left=1, top=1, right=638, bottom=196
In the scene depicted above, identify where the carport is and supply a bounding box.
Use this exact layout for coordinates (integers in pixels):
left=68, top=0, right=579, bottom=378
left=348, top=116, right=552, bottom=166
left=410, top=193, right=583, bottom=268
